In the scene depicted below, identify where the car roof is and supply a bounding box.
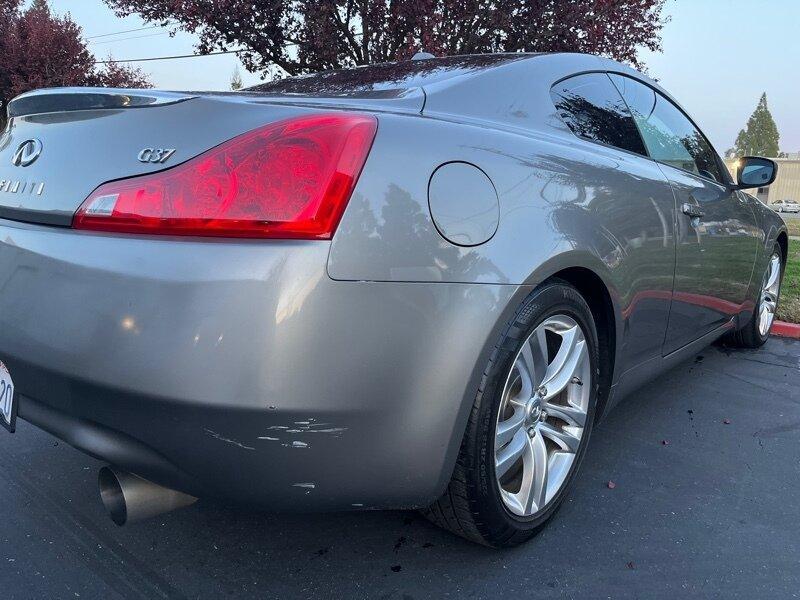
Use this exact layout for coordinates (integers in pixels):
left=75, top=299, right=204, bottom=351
left=247, top=53, right=539, bottom=96
left=245, top=52, right=696, bottom=148
left=246, top=53, right=671, bottom=111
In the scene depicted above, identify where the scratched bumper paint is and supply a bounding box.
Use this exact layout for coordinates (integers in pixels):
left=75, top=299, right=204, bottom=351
left=0, top=218, right=522, bottom=510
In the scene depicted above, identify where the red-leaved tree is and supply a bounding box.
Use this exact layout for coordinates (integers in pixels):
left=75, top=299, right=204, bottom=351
left=0, top=0, right=150, bottom=128
left=103, top=0, right=667, bottom=79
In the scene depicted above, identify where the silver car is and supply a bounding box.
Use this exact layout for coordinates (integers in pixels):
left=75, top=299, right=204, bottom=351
left=0, top=53, right=788, bottom=547
left=772, top=199, right=800, bottom=213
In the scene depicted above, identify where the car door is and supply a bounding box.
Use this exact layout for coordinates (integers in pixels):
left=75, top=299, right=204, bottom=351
left=550, top=73, right=678, bottom=369
left=610, top=74, right=760, bottom=354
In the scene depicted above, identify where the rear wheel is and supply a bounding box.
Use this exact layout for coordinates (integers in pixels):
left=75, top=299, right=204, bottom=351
left=423, top=281, right=600, bottom=547
left=728, top=243, right=783, bottom=348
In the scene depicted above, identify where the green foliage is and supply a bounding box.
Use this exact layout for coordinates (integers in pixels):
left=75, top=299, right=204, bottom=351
left=728, top=93, right=780, bottom=158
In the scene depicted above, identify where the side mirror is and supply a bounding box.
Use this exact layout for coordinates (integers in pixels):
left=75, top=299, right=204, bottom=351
left=736, top=156, right=777, bottom=189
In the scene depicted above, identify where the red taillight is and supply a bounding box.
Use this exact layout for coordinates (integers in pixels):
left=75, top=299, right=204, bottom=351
left=73, top=113, right=377, bottom=239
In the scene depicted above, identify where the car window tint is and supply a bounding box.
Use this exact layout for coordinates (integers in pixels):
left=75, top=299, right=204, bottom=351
left=551, top=73, right=647, bottom=156
left=609, top=74, right=724, bottom=183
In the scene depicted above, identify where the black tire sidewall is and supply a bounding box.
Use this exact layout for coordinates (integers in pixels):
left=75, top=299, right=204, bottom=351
left=468, top=281, right=601, bottom=544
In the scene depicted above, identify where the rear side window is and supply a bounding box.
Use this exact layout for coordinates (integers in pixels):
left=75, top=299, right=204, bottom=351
left=551, top=73, right=647, bottom=156
left=609, top=74, right=724, bottom=183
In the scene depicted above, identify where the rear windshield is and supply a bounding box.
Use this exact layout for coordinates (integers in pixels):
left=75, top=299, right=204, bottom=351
left=248, top=54, right=532, bottom=96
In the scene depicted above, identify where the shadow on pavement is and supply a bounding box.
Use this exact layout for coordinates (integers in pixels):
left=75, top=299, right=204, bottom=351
left=1, top=338, right=798, bottom=599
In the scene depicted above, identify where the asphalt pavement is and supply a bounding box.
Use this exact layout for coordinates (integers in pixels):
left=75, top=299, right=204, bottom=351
left=1, top=338, right=799, bottom=599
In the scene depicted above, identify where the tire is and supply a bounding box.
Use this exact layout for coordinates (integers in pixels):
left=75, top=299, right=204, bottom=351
left=728, top=242, right=784, bottom=348
left=422, top=280, right=601, bottom=547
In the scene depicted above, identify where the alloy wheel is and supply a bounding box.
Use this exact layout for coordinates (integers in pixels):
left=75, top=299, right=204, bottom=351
left=494, top=315, right=592, bottom=518
left=758, top=253, right=782, bottom=337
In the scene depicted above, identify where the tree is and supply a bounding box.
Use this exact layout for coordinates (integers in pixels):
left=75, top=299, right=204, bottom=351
left=103, top=0, right=668, bottom=80
left=230, top=65, right=243, bottom=91
left=0, top=0, right=150, bottom=129
left=727, top=93, right=780, bottom=158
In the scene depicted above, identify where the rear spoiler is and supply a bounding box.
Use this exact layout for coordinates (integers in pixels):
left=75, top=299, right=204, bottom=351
left=7, top=88, right=196, bottom=119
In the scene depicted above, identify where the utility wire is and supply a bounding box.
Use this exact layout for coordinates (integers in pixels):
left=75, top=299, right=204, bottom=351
left=85, top=24, right=164, bottom=40
left=94, top=49, right=245, bottom=64
left=93, top=29, right=364, bottom=64
left=89, top=31, right=170, bottom=45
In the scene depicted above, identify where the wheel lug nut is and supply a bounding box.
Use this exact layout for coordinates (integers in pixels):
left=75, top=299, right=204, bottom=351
left=571, top=376, right=583, bottom=386
left=537, top=386, right=547, bottom=397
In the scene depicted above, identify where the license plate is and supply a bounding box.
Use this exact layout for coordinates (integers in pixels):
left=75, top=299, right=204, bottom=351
left=0, top=361, right=17, bottom=433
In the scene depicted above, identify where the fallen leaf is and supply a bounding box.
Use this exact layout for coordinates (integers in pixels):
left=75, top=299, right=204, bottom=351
left=661, top=440, right=669, bottom=446
left=723, top=419, right=731, bottom=425
left=607, top=480, right=616, bottom=489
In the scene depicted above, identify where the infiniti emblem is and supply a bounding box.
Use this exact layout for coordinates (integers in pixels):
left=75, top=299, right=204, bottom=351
left=11, top=139, right=42, bottom=167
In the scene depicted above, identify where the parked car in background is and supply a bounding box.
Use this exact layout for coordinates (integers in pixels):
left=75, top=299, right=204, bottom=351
left=0, top=52, right=788, bottom=547
left=772, top=199, right=800, bottom=213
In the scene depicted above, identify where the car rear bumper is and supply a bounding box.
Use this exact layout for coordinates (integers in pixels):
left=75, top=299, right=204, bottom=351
left=0, top=219, right=522, bottom=510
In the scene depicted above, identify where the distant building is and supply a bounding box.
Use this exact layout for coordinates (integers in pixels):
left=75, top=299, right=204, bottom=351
left=725, top=158, right=800, bottom=205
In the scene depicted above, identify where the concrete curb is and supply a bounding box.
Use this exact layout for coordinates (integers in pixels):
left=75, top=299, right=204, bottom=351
left=773, top=321, right=800, bottom=339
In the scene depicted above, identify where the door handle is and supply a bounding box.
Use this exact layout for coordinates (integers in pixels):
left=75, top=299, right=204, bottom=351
left=681, top=202, right=705, bottom=219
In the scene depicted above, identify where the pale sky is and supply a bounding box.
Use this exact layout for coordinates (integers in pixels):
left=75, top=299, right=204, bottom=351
left=50, top=0, right=800, bottom=153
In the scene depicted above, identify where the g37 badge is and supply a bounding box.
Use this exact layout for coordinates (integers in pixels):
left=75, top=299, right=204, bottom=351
left=138, top=148, right=176, bottom=164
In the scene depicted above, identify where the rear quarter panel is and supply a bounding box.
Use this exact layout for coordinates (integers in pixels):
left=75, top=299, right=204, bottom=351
left=329, top=111, right=678, bottom=376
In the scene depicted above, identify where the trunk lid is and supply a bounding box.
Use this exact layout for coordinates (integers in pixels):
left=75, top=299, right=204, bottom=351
left=0, top=87, right=422, bottom=226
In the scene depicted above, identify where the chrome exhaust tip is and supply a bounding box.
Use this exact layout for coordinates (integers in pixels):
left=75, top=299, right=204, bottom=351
left=98, top=466, right=197, bottom=526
